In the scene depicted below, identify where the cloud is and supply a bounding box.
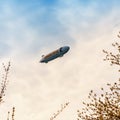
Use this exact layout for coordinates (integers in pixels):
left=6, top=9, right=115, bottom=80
left=1, top=0, right=120, bottom=58
left=0, top=0, right=120, bottom=120
left=0, top=0, right=75, bottom=58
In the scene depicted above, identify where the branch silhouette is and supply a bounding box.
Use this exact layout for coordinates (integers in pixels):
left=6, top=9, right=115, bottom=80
left=0, top=61, right=11, bottom=104
left=77, top=32, right=120, bottom=120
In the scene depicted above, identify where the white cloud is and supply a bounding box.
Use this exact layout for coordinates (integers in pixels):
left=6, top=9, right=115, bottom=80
left=0, top=1, right=120, bottom=120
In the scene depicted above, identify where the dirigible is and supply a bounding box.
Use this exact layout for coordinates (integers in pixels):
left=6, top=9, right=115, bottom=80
left=40, top=46, right=70, bottom=63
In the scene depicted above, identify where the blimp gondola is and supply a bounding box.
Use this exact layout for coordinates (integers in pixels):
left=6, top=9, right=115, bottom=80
left=40, top=46, right=70, bottom=63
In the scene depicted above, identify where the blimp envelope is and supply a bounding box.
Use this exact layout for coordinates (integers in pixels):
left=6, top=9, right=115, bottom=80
left=40, top=46, right=70, bottom=63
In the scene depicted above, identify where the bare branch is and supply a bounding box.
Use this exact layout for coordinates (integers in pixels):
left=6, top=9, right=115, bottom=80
left=77, top=32, right=120, bottom=120
left=50, top=102, right=70, bottom=120
left=0, top=61, right=11, bottom=104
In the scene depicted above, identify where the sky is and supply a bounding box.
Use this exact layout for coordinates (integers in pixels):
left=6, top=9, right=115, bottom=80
left=0, top=0, right=120, bottom=120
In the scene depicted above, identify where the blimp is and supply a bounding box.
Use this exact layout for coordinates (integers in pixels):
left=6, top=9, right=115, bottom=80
left=40, top=46, right=70, bottom=63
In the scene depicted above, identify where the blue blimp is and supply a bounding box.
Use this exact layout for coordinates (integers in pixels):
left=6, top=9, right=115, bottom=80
left=40, top=46, right=70, bottom=63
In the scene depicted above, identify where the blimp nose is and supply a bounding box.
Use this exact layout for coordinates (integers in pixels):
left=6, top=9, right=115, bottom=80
left=64, top=46, right=70, bottom=52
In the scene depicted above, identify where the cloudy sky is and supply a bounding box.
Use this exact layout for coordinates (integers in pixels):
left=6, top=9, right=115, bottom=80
left=0, top=0, right=120, bottom=120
